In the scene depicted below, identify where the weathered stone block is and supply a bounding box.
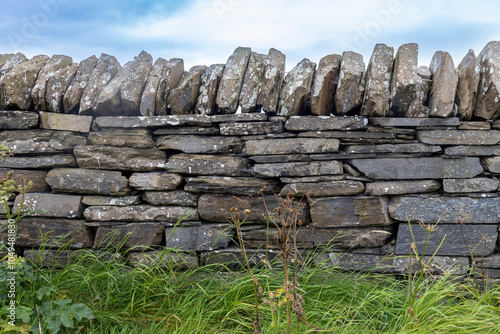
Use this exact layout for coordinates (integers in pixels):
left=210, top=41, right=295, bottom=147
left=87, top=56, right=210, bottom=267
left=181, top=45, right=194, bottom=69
left=74, top=146, right=166, bottom=171
left=418, top=130, right=500, bottom=145
left=281, top=180, right=364, bottom=197
left=14, top=193, right=83, bottom=218
left=239, top=52, right=266, bottom=113
left=84, top=205, right=198, bottom=222
left=88, top=129, right=154, bottom=148
left=0, top=155, right=77, bottom=169
left=335, top=51, right=365, bottom=115
left=142, top=191, right=199, bottom=206
left=139, top=57, right=169, bottom=116
left=82, top=196, right=141, bottom=206
left=165, top=224, right=232, bottom=251
left=310, top=54, right=341, bottom=116
left=95, top=115, right=212, bottom=128
left=443, top=178, right=499, bottom=193
left=477, top=254, right=500, bottom=268
left=185, top=176, right=280, bottom=196
left=24, top=249, right=79, bottom=267
left=389, top=43, right=419, bottom=116
left=63, top=55, right=98, bottom=113
left=0, top=111, right=39, bottom=129
left=168, top=65, right=207, bottom=115
left=252, top=161, right=343, bottom=178
left=201, top=248, right=279, bottom=269
left=195, top=64, right=225, bottom=115
left=165, top=154, right=248, bottom=176
left=456, top=50, right=480, bottom=120
left=0, top=130, right=86, bottom=154
left=129, top=251, right=198, bottom=270
left=482, top=156, right=500, bottom=173
left=94, top=223, right=164, bottom=250
left=156, top=135, right=242, bottom=154
left=257, top=48, right=286, bottom=113
left=285, top=115, right=368, bottom=131
left=474, top=41, right=500, bottom=120
left=319, top=253, right=394, bottom=272
left=244, top=138, right=339, bottom=155
left=45, top=63, right=79, bottom=113
left=370, top=117, right=460, bottom=127
left=428, top=51, right=458, bottom=117
left=446, top=145, right=500, bottom=156
left=392, top=256, right=470, bottom=275
left=345, top=143, right=441, bottom=154
left=155, top=58, right=184, bottom=115
left=0, top=169, right=49, bottom=192
left=278, top=58, right=316, bottom=116
left=219, top=122, right=283, bottom=136
left=365, top=180, right=441, bottom=196
left=39, top=111, right=93, bottom=132
left=46, top=168, right=130, bottom=195
left=129, top=172, right=183, bottom=191
left=154, top=126, right=219, bottom=136
left=210, top=113, right=267, bottom=122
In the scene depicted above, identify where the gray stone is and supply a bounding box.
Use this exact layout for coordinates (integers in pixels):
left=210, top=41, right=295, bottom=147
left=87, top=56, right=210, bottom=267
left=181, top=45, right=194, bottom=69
left=74, top=145, right=166, bottom=171
left=477, top=254, right=500, bottom=268
left=278, top=58, right=316, bottom=116
left=210, top=113, right=268, bottom=122
left=365, top=180, right=441, bottom=196
left=129, top=172, right=183, bottom=190
left=280, top=175, right=344, bottom=183
left=39, top=111, right=93, bottom=132
left=0, top=155, right=77, bottom=169
left=334, top=51, right=365, bottom=115
left=13, top=193, right=83, bottom=218
left=406, top=66, right=432, bottom=118
left=84, top=205, right=199, bottom=222
left=155, top=58, right=184, bottom=115
left=46, top=168, right=130, bottom=195
left=311, top=54, right=341, bottom=116
left=45, top=62, right=79, bottom=113
left=82, top=196, right=141, bottom=206
left=249, top=154, right=311, bottom=163
left=140, top=57, right=169, bottom=116
left=0, top=111, right=39, bottom=129
left=344, top=143, right=441, bottom=154
left=0, top=53, right=27, bottom=81
left=395, top=223, right=497, bottom=256
left=389, top=196, right=500, bottom=224
left=370, top=117, right=460, bottom=127
left=219, top=122, right=283, bottom=135
left=443, top=178, right=499, bottom=193
left=257, top=48, right=286, bottom=113
left=168, top=65, right=207, bottom=115
left=129, top=251, right=198, bottom=270
left=0, top=130, right=86, bottom=154
left=392, top=256, right=470, bottom=275
left=142, top=191, right=199, bottom=206
left=418, top=130, right=500, bottom=145
left=216, top=47, right=252, bottom=113
left=156, top=135, right=242, bottom=154
left=319, top=253, right=394, bottom=272
left=474, top=41, right=500, bottom=120
left=252, top=161, right=343, bottom=178
left=428, top=51, right=458, bottom=117
left=0, top=168, right=49, bottom=192
left=165, top=154, right=248, bottom=176
left=244, top=138, right=339, bottom=155
left=63, top=55, right=98, bottom=113
left=201, top=248, right=279, bottom=270
left=310, top=197, right=392, bottom=228
left=153, top=126, right=219, bottom=136
left=281, top=180, right=364, bottom=197
left=79, top=54, right=121, bottom=114
left=94, top=223, right=164, bottom=250
left=165, top=224, right=232, bottom=251
left=482, top=156, right=500, bottom=173
left=239, top=52, right=266, bottom=113
left=88, top=128, right=154, bottom=148
left=350, top=157, right=483, bottom=180
left=23, top=249, right=80, bottom=267
left=389, top=43, right=419, bottom=116
left=361, top=44, right=393, bottom=117
left=185, top=176, right=280, bottom=196
left=445, top=145, right=500, bottom=156
left=285, top=115, right=368, bottom=131
left=456, top=50, right=480, bottom=120
left=195, top=64, right=225, bottom=115
left=94, top=115, right=212, bottom=128
left=459, top=121, right=491, bottom=130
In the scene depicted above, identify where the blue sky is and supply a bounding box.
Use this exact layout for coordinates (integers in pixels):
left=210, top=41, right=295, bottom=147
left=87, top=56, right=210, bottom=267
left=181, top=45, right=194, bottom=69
left=1, top=0, right=500, bottom=71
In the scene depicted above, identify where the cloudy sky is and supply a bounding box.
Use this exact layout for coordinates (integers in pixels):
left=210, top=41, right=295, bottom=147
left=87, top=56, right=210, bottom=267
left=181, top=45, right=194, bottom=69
left=1, top=0, right=500, bottom=71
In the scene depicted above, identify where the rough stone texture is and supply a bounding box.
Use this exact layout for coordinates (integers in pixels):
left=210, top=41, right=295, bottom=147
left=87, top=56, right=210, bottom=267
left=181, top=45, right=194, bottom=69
left=390, top=43, right=419, bottom=117
left=445, top=145, right=500, bottom=156
left=140, top=57, right=168, bottom=116
left=211, top=113, right=268, bottom=122
left=478, top=254, right=500, bottom=268
left=239, top=53, right=266, bottom=113
left=310, top=197, right=391, bottom=228
left=168, top=65, right=207, bottom=115
left=244, top=138, right=339, bottom=155
left=79, top=54, right=121, bottom=114
left=443, top=178, right=499, bottom=193
left=74, top=146, right=166, bottom=171
left=418, top=130, right=500, bottom=145
left=39, top=111, right=93, bottom=132
left=0, top=168, right=49, bottom=192
left=129, top=251, right=198, bottom=270
left=45, top=62, right=79, bottom=113
left=257, top=48, right=286, bottom=113
left=278, top=58, right=316, bottom=116
left=14, top=193, right=83, bottom=218
left=216, top=47, right=252, bottom=113
left=481, top=156, right=500, bottom=173
left=344, top=143, right=441, bottom=154
left=311, top=54, right=341, bottom=116
left=252, top=161, right=343, bottom=178
left=281, top=180, right=364, bottom=197
left=365, top=180, right=441, bottom=196
left=93, top=223, right=164, bottom=250
left=0, top=55, right=49, bottom=110
left=392, top=256, right=470, bottom=275
left=154, top=126, right=219, bottom=136
left=24, top=249, right=80, bottom=267
left=395, top=223, right=497, bottom=256
left=428, top=51, right=458, bottom=117
left=0, top=111, right=39, bottom=129
left=405, top=66, right=432, bottom=118
left=201, top=248, right=279, bottom=270
left=46, top=168, right=130, bottom=195
left=128, top=172, right=183, bottom=191
left=63, top=55, right=98, bottom=113
left=96, top=51, right=153, bottom=116
left=82, top=196, right=141, bottom=206
left=165, top=224, right=232, bottom=251
left=155, top=58, right=184, bottom=115
left=95, top=115, right=212, bottom=128
left=370, top=117, right=460, bottom=127
left=88, top=128, right=154, bottom=148
left=195, top=64, right=225, bottom=115
left=219, top=122, right=283, bottom=136
left=459, top=121, right=491, bottom=130
left=142, top=191, right=199, bottom=206
left=334, top=51, right=365, bottom=115
left=320, top=253, right=393, bottom=273
left=474, top=41, right=500, bottom=120
left=361, top=44, right=394, bottom=117
left=0, top=155, right=77, bottom=169
left=185, top=176, right=280, bottom=196
left=285, top=116, right=368, bottom=131
left=389, top=196, right=500, bottom=224
left=0, top=53, right=27, bottom=81
left=350, top=157, right=483, bottom=180
left=456, top=50, right=480, bottom=120
left=165, top=154, right=248, bottom=176
left=0, top=130, right=86, bottom=154
left=156, top=135, right=242, bottom=154
left=84, top=205, right=199, bottom=222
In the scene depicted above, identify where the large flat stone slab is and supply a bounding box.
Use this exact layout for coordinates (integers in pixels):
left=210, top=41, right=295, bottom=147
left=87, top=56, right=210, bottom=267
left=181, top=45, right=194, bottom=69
left=0, top=168, right=49, bottom=192
left=0, top=155, right=77, bottom=169
left=14, top=193, right=83, bottom=218
left=445, top=145, right=500, bottom=156
left=365, top=180, right=441, bottom=196
left=95, top=115, right=212, bottom=128
left=84, top=205, right=198, bottom=222
left=285, top=116, right=367, bottom=131
left=219, top=122, right=283, bottom=136
left=184, top=176, right=280, bottom=195
left=281, top=180, right=364, bottom=197
left=82, top=196, right=141, bottom=206
left=87, top=128, right=154, bottom=148
left=252, top=161, right=343, bottom=178
left=129, top=172, right=183, bottom=191
left=39, top=112, right=93, bottom=133
left=142, top=191, right=199, bottom=206
left=370, top=117, right=460, bottom=127
left=165, top=154, right=247, bottom=176
left=244, top=138, right=339, bottom=155
left=94, top=223, right=164, bottom=250
left=418, top=130, right=500, bottom=145
left=165, top=224, right=232, bottom=251
left=0, top=111, right=39, bottom=129
left=344, top=143, right=441, bottom=154
left=156, top=135, right=242, bottom=154
left=128, top=251, right=198, bottom=270
left=443, top=178, right=499, bottom=193
left=0, top=130, right=86, bottom=154
left=46, top=168, right=130, bottom=195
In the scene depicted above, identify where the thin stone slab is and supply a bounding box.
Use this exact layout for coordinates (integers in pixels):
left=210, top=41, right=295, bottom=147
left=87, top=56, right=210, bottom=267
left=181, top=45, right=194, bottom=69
left=184, top=176, right=281, bottom=195
left=219, top=122, right=283, bottom=135
left=311, top=54, right=341, bottom=115
left=142, top=191, right=199, bottom=206
left=165, top=154, right=247, bottom=176
left=370, top=117, right=460, bottom=127
left=129, top=251, right=198, bottom=269
left=252, top=161, right=343, bottom=178
left=153, top=126, right=219, bottom=135
left=365, top=180, right=441, bottom=196
left=0, top=155, right=77, bottom=169
left=74, top=146, right=166, bottom=171
left=445, top=145, right=500, bottom=156
left=344, top=143, right=441, bottom=154
left=350, top=157, right=483, bottom=180
left=299, top=131, right=396, bottom=141
left=477, top=254, right=500, bottom=268
left=428, top=51, right=458, bottom=117
left=165, top=224, right=232, bottom=251
left=84, top=205, right=199, bottom=222
left=278, top=58, right=316, bottom=116
left=156, top=135, right=242, bottom=154
left=95, top=115, right=212, bottom=128
left=23, top=249, right=79, bottom=267
left=129, top=172, right=183, bottom=191
left=155, top=58, right=185, bottom=115
left=88, top=128, right=154, bottom=148
left=0, top=111, right=39, bottom=129
left=63, top=55, right=98, bottom=113
left=406, top=66, right=432, bottom=118
left=474, top=41, right=500, bottom=120
left=280, top=175, right=344, bottom=183
left=139, top=57, right=169, bottom=116
left=201, top=248, right=280, bottom=270
left=418, top=130, right=500, bottom=145
left=285, top=116, right=368, bottom=131
left=168, top=65, right=207, bottom=115
left=459, top=121, right=491, bottom=130
left=46, top=168, right=130, bottom=195
left=93, top=223, right=164, bottom=250
left=257, top=48, right=286, bottom=113
left=456, top=50, right=480, bottom=120
left=82, top=196, right=141, bottom=206
left=244, top=138, right=339, bottom=155
left=239, top=52, right=266, bottom=113
left=14, top=193, right=83, bottom=218
left=443, top=178, right=499, bottom=193
left=249, top=154, right=311, bottom=163
left=195, top=64, right=225, bottom=115
left=334, top=51, right=365, bottom=115
left=395, top=223, right=497, bottom=256
left=281, top=181, right=364, bottom=197
left=319, top=253, right=394, bottom=273
left=39, top=112, right=93, bottom=132
left=389, top=43, right=419, bottom=116
left=210, top=113, right=268, bottom=122
left=392, top=256, right=470, bottom=275
left=0, top=168, right=49, bottom=192
left=45, top=62, right=79, bottom=113
left=0, top=130, right=86, bottom=154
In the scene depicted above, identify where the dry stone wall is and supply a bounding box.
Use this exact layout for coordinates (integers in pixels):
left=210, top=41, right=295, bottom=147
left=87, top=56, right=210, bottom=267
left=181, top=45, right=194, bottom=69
left=1, top=42, right=500, bottom=279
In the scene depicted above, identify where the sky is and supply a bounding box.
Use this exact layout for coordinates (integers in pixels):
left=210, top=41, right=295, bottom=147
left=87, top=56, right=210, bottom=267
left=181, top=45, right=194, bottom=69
left=1, top=0, right=500, bottom=71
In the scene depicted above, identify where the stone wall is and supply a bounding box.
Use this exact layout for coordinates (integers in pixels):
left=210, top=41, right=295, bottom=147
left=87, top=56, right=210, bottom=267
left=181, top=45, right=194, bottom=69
left=1, top=42, right=500, bottom=278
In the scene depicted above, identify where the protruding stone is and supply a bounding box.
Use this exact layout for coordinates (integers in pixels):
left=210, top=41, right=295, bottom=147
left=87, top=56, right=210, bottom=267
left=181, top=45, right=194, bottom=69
left=39, top=111, right=93, bottom=132
left=257, top=48, right=286, bottom=113
left=155, top=58, right=184, bottom=115
left=142, top=191, right=199, bottom=206
left=390, top=43, right=419, bottom=116
left=79, top=54, right=121, bottom=114
left=443, top=178, right=499, bottom=193
left=195, top=64, right=225, bottom=115
left=140, top=57, right=169, bottom=115
left=428, top=51, right=458, bottom=117
left=185, top=176, right=280, bottom=195
left=168, top=65, right=207, bottom=115
left=365, top=180, right=441, bottom=196
left=361, top=44, right=394, bottom=117
left=418, top=130, right=500, bottom=145
left=311, top=54, right=341, bottom=116
left=82, top=196, right=141, bottom=206
left=84, top=205, right=198, bottom=222
left=281, top=180, right=364, bottom=197
left=285, top=115, right=368, bottom=131
left=32, top=55, right=73, bottom=111
left=0, top=155, right=77, bottom=169
left=63, top=55, right=98, bottom=113
left=456, top=50, right=480, bottom=120
left=474, top=41, right=500, bottom=120
left=334, top=51, right=365, bottom=115
left=74, top=146, right=166, bottom=171
left=165, top=224, right=232, bottom=251
left=94, top=223, right=164, bottom=250
left=244, top=138, right=339, bottom=155
left=278, top=58, right=316, bottom=116
left=216, top=47, right=252, bottom=113
left=96, top=51, right=153, bottom=116
left=252, top=161, right=343, bottom=178
left=0, top=111, right=39, bottom=129
left=14, top=193, right=83, bottom=218
left=88, top=128, right=154, bottom=148
left=156, top=135, right=242, bottom=153
left=0, top=168, right=49, bottom=192
left=239, top=53, right=266, bottom=113
left=0, top=130, right=86, bottom=154
left=46, top=168, right=130, bottom=195
left=45, top=62, right=79, bottom=113
left=129, top=172, right=183, bottom=191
